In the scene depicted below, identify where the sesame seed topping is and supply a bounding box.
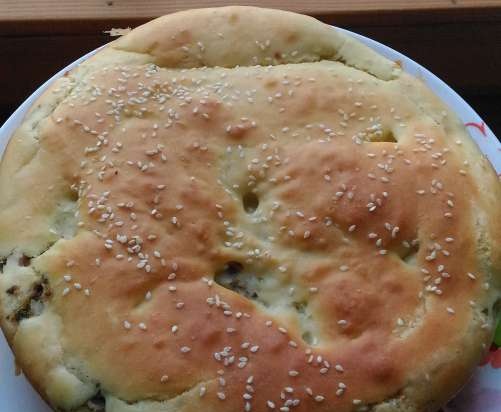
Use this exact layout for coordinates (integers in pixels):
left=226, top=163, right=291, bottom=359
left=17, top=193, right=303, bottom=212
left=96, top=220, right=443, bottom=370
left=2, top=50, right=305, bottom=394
left=26, top=55, right=487, bottom=412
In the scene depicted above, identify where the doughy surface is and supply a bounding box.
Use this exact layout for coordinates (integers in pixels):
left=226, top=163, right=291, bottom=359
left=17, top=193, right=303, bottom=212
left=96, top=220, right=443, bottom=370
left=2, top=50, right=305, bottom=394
left=0, top=7, right=500, bottom=412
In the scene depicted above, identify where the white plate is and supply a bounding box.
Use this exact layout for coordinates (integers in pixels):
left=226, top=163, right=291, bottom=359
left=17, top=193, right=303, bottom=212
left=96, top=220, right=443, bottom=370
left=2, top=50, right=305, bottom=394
left=0, top=29, right=499, bottom=412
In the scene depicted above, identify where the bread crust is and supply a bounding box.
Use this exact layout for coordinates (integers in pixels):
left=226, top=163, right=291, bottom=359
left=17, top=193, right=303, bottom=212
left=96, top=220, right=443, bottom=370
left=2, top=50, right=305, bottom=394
left=0, top=6, right=500, bottom=412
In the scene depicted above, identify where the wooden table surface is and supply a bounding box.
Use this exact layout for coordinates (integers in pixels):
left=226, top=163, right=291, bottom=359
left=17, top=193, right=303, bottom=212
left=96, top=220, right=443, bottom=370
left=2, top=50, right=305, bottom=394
left=0, top=0, right=500, bottom=135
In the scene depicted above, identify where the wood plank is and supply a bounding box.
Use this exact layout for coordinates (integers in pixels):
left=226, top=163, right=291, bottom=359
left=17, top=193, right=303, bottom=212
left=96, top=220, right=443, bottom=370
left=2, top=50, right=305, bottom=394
left=1, top=0, right=501, bottom=35
left=1, top=0, right=500, bottom=21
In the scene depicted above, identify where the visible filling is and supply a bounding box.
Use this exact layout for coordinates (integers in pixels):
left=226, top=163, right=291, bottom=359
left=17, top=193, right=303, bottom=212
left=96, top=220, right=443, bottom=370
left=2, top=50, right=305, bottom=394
left=12, top=278, right=50, bottom=322
left=86, top=391, right=106, bottom=412
left=215, top=261, right=320, bottom=345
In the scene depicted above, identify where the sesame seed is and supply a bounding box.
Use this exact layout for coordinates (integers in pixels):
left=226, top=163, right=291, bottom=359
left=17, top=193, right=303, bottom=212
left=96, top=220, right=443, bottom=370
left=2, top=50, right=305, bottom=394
left=288, top=370, right=299, bottom=377
left=138, top=322, right=147, bottom=330
left=391, top=226, right=400, bottom=238
left=217, top=392, right=226, bottom=400
left=123, top=320, right=132, bottom=330
left=447, top=307, right=455, bottom=315
left=314, top=395, right=325, bottom=402
left=160, top=375, right=169, bottom=383
left=180, top=346, right=191, bottom=353
left=267, top=401, right=276, bottom=409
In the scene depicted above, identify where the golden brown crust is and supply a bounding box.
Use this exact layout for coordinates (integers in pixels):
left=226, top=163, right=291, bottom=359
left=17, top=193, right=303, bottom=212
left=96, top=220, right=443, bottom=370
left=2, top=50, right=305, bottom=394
left=0, top=6, right=500, bottom=412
